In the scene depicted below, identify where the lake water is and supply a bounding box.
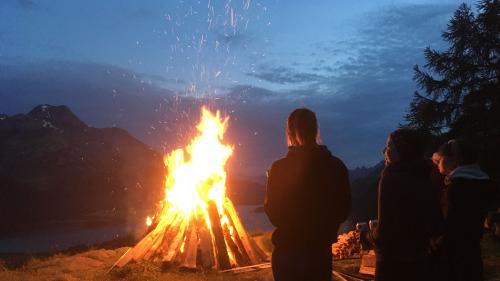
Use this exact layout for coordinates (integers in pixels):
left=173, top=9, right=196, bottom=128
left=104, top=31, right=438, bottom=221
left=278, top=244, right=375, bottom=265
left=0, top=205, right=273, bottom=253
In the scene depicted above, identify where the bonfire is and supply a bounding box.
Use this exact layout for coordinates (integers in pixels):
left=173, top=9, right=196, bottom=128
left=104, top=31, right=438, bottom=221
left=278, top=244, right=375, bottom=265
left=112, top=107, right=267, bottom=271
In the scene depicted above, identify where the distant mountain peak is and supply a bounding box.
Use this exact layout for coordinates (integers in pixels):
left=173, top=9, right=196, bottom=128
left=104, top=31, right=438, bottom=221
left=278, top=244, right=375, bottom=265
left=348, top=161, right=384, bottom=183
left=0, top=105, right=165, bottom=236
left=28, top=104, right=87, bottom=131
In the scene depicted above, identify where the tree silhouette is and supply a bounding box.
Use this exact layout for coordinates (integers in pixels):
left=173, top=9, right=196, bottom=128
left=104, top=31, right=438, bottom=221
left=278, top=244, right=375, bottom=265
left=406, top=0, right=499, bottom=139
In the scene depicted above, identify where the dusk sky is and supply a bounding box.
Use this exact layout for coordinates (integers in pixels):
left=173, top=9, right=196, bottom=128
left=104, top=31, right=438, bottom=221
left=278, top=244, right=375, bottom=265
left=0, top=0, right=473, bottom=177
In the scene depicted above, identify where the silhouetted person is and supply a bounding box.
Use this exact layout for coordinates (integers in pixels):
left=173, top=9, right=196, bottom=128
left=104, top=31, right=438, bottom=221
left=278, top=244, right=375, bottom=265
left=433, top=139, right=497, bottom=281
left=373, top=129, right=441, bottom=281
left=264, top=108, right=351, bottom=281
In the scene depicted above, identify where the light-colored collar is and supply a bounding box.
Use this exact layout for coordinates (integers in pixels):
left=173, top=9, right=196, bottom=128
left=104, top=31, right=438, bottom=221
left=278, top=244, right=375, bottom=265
left=448, top=164, right=490, bottom=181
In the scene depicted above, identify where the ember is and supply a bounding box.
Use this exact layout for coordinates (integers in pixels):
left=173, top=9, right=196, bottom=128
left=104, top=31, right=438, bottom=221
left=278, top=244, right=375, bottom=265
left=112, top=107, right=267, bottom=270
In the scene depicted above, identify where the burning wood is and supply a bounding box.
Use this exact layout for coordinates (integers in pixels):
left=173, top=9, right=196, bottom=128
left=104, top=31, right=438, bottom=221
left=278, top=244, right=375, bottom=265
left=112, top=107, right=267, bottom=271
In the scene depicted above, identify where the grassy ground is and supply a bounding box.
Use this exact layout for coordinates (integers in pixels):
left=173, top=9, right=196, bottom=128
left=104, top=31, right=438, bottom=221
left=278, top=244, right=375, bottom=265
left=0, top=247, right=275, bottom=281
left=0, top=233, right=498, bottom=281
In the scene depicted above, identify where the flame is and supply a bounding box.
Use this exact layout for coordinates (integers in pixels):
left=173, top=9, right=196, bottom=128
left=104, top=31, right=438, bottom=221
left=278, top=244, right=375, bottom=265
left=124, top=107, right=265, bottom=268
left=158, top=106, right=233, bottom=220
left=146, top=216, right=153, bottom=226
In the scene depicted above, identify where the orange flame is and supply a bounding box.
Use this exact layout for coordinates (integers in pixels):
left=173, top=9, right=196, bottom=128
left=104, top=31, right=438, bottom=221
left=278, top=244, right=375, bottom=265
left=130, top=107, right=260, bottom=268
left=146, top=106, right=233, bottom=229
left=146, top=216, right=153, bottom=226
left=163, top=107, right=233, bottom=215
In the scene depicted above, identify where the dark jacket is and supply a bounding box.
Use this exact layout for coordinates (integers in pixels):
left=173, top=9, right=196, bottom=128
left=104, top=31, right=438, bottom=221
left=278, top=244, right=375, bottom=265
left=264, top=145, right=351, bottom=249
left=438, top=165, right=497, bottom=281
left=441, top=165, right=496, bottom=246
left=375, top=159, right=441, bottom=262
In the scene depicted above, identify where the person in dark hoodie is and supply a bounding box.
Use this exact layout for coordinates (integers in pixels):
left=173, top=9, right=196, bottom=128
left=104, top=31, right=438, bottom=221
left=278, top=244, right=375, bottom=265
left=372, top=128, right=441, bottom=281
left=264, top=108, right=351, bottom=281
left=433, top=139, right=497, bottom=281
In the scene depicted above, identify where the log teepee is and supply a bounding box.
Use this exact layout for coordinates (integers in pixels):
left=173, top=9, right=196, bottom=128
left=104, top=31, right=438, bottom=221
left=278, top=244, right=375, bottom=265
left=112, top=107, right=268, bottom=270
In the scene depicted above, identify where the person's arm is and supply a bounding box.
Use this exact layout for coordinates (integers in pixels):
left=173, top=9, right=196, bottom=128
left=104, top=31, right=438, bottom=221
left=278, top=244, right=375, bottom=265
left=440, top=180, right=464, bottom=246
left=428, top=172, right=444, bottom=252
left=332, top=161, right=351, bottom=224
left=264, top=162, right=287, bottom=227
left=372, top=168, right=398, bottom=248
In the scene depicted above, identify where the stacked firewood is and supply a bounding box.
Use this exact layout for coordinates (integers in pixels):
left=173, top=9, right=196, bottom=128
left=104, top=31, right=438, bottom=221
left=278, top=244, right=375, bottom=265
left=0, top=260, right=6, bottom=272
left=332, top=231, right=361, bottom=260
left=111, top=199, right=268, bottom=271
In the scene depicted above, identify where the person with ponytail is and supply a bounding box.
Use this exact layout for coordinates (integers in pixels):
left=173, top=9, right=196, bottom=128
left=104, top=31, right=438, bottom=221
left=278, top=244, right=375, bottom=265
left=264, top=108, right=351, bottom=281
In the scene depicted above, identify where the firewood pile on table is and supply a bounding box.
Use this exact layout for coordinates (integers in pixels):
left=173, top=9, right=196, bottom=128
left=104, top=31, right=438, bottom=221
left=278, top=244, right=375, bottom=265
left=332, top=231, right=361, bottom=260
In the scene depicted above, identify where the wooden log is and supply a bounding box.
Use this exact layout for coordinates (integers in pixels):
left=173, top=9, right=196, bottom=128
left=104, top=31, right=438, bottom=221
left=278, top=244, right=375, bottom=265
left=249, top=235, right=269, bottom=262
left=180, top=218, right=199, bottom=269
left=332, top=271, right=349, bottom=281
left=162, top=217, right=188, bottom=263
left=222, top=223, right=247, bottom=267
left=112, top=228, right=160, bottom=268
left=223, top=198, right=260, bottom=263
left=133, top=228, right=164, bottom=261
left=113, top=233, right=156, bottom=267
left=110, top=247, right=133, bottom=270
left=196, top=214, right=215, bottom=269
left=223, top=207, right=251, bottom=265
left=111, top=211, right=177, bottom=269
left=173, top=220, right=192, bottom=264
left=158, top=213, right=185, bottom=254
left=207, top=200, right=231, bottom=270
left=219, top=262, right=271, bottom=274
left=145, top=204, right=173, bottom=233
left=143, top=212, right=179, bottom=260
left=133, top=211, right=179, bottom=261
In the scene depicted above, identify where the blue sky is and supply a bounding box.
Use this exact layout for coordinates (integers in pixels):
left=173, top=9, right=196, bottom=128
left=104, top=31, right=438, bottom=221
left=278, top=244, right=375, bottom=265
left=0, top=0, right=474, bottom=177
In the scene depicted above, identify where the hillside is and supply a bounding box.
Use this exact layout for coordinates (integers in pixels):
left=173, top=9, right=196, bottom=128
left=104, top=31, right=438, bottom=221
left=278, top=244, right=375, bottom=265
left=0, top=105, right=165, bottom=236
left=0, top=105, right=268, bottom=238
left=226, top=176, right=265, bottom=205
left=346, top=162, right=384, bottom=227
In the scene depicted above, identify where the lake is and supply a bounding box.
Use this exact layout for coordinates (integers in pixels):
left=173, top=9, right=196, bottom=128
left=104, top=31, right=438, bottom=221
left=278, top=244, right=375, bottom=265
left=0, top=205, right=273, bottom=253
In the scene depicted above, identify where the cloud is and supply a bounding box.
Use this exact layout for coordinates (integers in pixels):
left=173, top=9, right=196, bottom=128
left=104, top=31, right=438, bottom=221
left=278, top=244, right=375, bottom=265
left=219, top=81, right=407, bottom=173
left=248, top=65, right=327, bottom=85
left=0, top=60, right=178, bottom=143
left=225, top=85, right=274, bottom=101
left=0, top=59, right=394, bottom=177
left=0, top=60, right=281, bottom=176
left=328, top=3, right=455, bottom=81
left=16, top=0, right=36, bottom=10
left=233, top=3, right=460, bottom=170
left=0, top=2, right=465, bottom=177
left=129, top=8, right=155, bottom=19
left=0, top=1, right=461, bottom=179
left=246, top=3, right=456, bottom=95
left=142, top=73, right=185, bottom=85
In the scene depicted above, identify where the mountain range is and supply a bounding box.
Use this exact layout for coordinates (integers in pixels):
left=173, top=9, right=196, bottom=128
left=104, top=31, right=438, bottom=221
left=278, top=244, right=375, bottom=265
left=0, top=105, right=166, bottom=236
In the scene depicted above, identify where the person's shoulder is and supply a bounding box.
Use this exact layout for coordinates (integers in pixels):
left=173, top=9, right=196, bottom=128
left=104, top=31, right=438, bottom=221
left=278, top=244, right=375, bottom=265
left=329, top=154, right=348, bottom=172
left=268, top=157, right=288, bottom=173
left=323, top=147, right=347, bottom=170
left=449, top=177, right=492, bottom=189
left=449, top=175, right=487, bottom=183
left=379, top=164, right=399, bottom=182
